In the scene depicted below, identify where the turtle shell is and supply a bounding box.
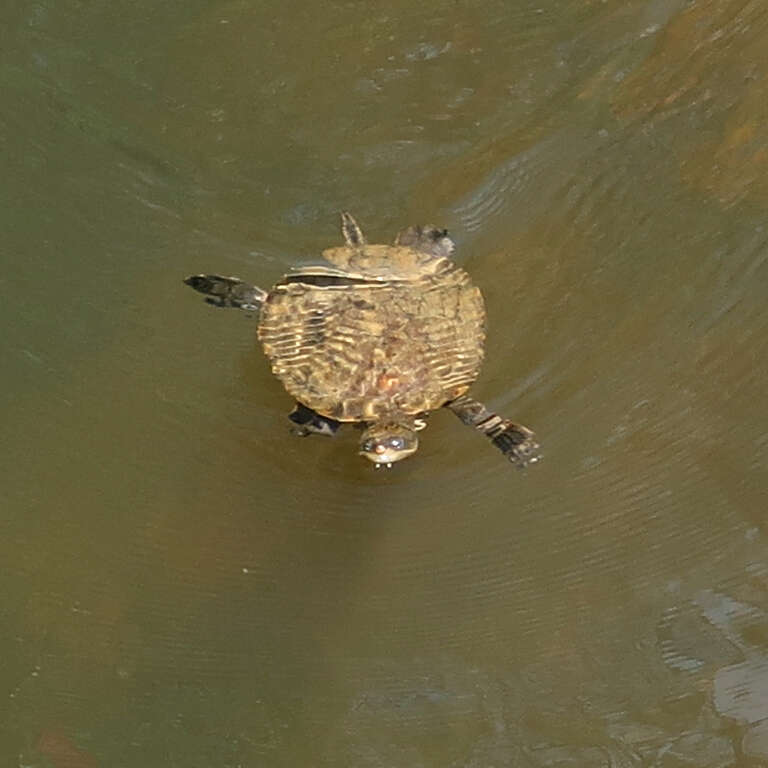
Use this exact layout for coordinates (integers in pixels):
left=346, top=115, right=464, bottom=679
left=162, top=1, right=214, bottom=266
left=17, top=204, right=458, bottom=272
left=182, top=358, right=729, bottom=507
left=257, top=244, right=485, bottom=422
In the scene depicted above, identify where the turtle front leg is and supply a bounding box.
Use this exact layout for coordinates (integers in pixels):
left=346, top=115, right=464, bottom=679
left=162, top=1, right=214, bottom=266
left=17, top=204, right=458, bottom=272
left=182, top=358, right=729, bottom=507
left=288, top=402, right=341, bottom=437
left=446, top=394, right=540, bottom=467
left=184, top=274, right=266, bottom=311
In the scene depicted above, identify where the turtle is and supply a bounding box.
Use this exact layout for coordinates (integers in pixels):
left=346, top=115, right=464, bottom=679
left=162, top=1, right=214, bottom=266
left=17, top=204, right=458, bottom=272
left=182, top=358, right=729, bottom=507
left=184, top=213, right=540, bottom=468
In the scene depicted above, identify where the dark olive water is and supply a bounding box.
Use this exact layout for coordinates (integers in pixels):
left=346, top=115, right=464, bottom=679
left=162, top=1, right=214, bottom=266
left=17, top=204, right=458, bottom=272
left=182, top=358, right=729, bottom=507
left=3, top=0, right=768, bottom=765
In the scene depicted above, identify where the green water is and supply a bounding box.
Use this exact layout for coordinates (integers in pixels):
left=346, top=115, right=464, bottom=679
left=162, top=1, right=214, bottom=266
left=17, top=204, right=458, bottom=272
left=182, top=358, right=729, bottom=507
left=2, top=0, right=768, bottom=765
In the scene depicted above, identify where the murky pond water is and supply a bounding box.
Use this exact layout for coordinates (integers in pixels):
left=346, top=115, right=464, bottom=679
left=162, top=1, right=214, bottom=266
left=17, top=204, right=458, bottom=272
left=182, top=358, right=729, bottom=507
left=3, top=0, right=768, bottom=765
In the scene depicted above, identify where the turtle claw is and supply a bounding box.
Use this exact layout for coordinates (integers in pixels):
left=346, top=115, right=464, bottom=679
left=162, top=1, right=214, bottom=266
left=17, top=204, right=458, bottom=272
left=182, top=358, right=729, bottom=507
left=491, top=422, right=541, bottom=468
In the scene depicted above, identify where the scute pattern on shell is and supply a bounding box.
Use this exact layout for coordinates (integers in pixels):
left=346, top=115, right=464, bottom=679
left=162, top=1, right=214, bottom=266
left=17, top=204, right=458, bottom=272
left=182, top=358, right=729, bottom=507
left=257, top=255, right=485, bottom=422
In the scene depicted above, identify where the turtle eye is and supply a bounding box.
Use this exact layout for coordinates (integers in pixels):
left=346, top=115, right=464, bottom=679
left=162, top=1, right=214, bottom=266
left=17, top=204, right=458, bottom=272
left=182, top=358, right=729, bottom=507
left=388, top=437, right=405, bottom=450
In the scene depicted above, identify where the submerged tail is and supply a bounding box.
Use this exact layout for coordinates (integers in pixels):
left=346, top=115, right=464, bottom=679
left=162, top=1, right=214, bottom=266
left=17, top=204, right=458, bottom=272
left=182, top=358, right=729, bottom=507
left=184, top=274, right=266, bottom=311
left=446, top=394, right=540, bottom=468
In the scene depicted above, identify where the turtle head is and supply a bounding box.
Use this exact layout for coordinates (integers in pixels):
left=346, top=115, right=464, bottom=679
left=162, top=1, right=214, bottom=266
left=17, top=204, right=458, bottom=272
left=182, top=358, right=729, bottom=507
left=359, top=422, right=419, bottom=467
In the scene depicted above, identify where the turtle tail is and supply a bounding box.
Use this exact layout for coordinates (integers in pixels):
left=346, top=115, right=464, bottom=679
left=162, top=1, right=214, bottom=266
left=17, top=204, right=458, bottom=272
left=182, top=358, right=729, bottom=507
left=184, top=274, right=266, bottom=311
left=446, top=394, right=540, bottom=468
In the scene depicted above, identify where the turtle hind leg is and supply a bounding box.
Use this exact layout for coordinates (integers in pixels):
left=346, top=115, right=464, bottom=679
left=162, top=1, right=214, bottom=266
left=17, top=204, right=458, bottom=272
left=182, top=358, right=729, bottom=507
left=340, top=212, right=365, bottom=246
left=395, top=225, right=455, bottom=258
left=288, top=402, right=341, bottom=437
left=446, top=394, right=540, bottom=468
left=184, top=274, right=266, bottom=311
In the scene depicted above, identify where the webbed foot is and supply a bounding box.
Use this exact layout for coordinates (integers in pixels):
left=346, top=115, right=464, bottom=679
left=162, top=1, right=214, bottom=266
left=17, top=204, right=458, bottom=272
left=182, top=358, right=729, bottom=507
left=288, top=403, right=341, bottom=437
left=487, top=421, right=540, bottom=468
left=446, top=394, right=541, bottom=468
left=184, top=274, right=266, bottom=311
left=395, top=225, right=455, bottom=258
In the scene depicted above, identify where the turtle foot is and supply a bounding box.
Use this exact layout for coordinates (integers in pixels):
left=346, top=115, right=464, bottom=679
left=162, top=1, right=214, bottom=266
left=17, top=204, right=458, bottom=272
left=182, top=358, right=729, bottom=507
left=288, top=403, right=340, bottom=437
left=395, top=225, right=455, bottom=258
left=184, top=274, right=265, bottom=311
left=490, top=422, right=541, bottom=468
